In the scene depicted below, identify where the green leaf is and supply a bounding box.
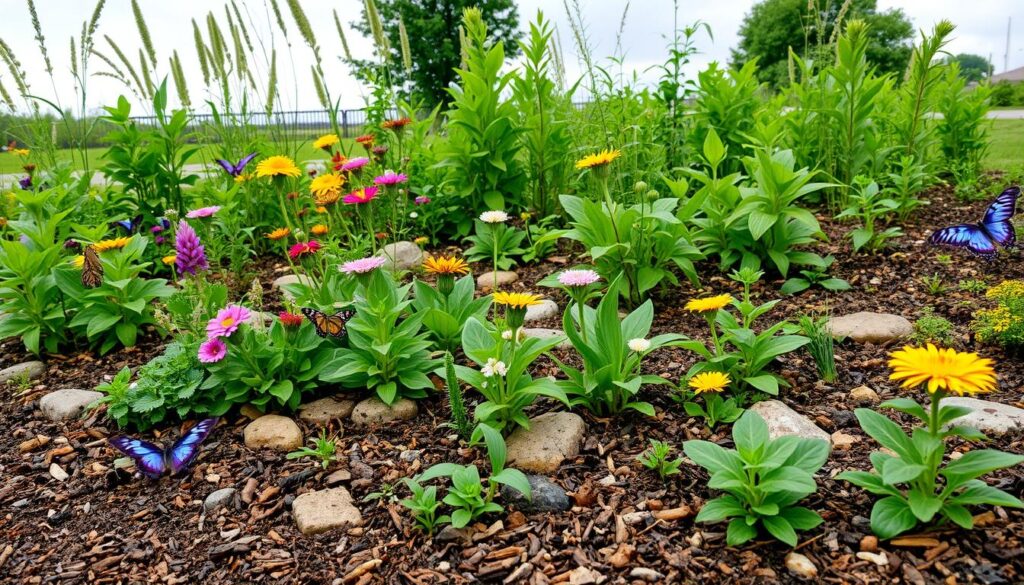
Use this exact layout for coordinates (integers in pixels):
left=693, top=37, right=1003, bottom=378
left=726, top=517, right=758, bottom=546
left=908, top=491, right=943, bottom=522
left=950, top=479, right=1024, bottom=508
left=695, top=496, right=746, bottom=523
left=942, top=450, right=1024, bottom=482
left=733, top=410, right=770, bottom=460
left=779, top=506, right=823, bottom=531
left=882, top=463, right=927, bottom=485
left=854, top=408, right=917, bottom=462
left=683, top=440, right=743, bottom=475
left=870, top=496, right=918, bottom=539
left=942, top=503, right=974, bottom=529
left=762, top=515, right=797, bottom=547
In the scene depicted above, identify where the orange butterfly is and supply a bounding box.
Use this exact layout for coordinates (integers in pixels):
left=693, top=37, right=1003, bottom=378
left=81, top=245, right=103, bottom=288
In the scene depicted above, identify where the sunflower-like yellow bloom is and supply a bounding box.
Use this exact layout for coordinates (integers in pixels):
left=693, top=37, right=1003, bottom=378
left=310, top=224, right=329, bottom=236
left=888, top=344, right=996, bottom=396
left=689, top=371, right=731, bottom=395
left=162, top=254, right=177, bottom=266
left=414, top=236, right=429, bottom=246
left=265, top=227, right=291, bottom=240
left=424, top=255, right=469, bottom=275
left=255, top=155, right=301, bottom=179
left=313, top=133, right=340, bottom=151
left=685, top=294, right=734, bottom=313
left=92, top=237, right=132, bottom=252
left=310, top=173, right=344, bottom=199
left=575, top=148, right=621, bottom=170
left=493, top=291, right=542, bottom=309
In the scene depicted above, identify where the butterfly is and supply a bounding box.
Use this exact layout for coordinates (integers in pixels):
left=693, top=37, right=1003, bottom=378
left=215, top=152, right=258, bottom=177
left=81, top=245, right=104, bottom=288
left=110, top=214, right=144, bottom=234
left=108, top=417, right=219, bottom=479
left=929, top=186, right=1020, bottom=259
left=301, top=307, right=356, bottom=338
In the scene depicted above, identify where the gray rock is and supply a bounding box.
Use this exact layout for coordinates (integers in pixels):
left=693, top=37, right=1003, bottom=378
left=0, top=360, right=45, bottom=384
left=351, top=397, right=418, bottom=427
left=298, top=396, right=356, bottom=425
left=521, top=328, right=571, bottom=349
left=500, top=475, right=570, bottom=512
left=942, top=397, right=1024, bottom=435
left=524, top=300, right=559, bottom=323
left=398, top=449, right=421, bottom=463
left=204, top=488, right=238, bottom=512
left=243, top=415, right=304, bottom=451
left=376, top=241, right=423, bottom=271
left=749, top=400, right=831, bottom=444
left=476, top=271, right=518, bottom=291
left=39, top=389, right=103, bottom=421
left=827, top=312, right=912, bottom=343
left=506, top=411, right=586, bottom=473
left=291, top=487, right=363, bottom=535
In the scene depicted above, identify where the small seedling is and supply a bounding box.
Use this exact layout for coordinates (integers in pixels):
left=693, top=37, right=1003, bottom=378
left=920, top=273, right=948, bottom=296
left=400, top=478, right=447, bottom=534
left=637, top=439, right=682, bottom=480
left=912, top=307, right=956, bottom=345
left=936, top=254, right=953, bottom=266
left=286, top=430, right=337, bottom=469
left=959, top=279, right=987, bottom=294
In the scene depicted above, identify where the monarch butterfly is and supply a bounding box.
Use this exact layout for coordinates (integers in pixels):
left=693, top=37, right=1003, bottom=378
left=301, top=307, right=355, bottom=338
left=81, top=245, right=103, bottom=288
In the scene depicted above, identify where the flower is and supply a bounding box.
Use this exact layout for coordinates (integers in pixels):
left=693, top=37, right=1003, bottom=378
left=382, top=117, right=412, bottom=130
left=340, top=256, right=386, bottom=274
left=175, top=220, right=209, bottom=275
left=92, top=237, right=132, bottom=253
left=558, top=269, right=601, bottom=288
left=150, top=225, right=164, bottom=234
left=310, top=224, right=329, bottom=236
left=313, top=133, right=340, bottom=151
left=689, top=371, right=731, bottom=395
left=71, top=255, right=84, bottom=268
left=628, top=338, right=651, bottom=353
left=279, top=311, right=304, bottom=327
left=480, top=210, right=509, bottom=224
left=11, top=148, right=29, bottom=156
left=310, top=173, right=344, bottom=200
left=198, top=338, right=227, bottom=363
left=414, top=196, right=430, bottom=205
left=162, top=254, right=177, bottom=266
left=424, top=255, right=469, bottom=275
left=493, top=291, right=542, bottom=309
left=266, top=227, right=291, bottom=241
left=371, top=145, right=388, bottom=158
left=255, top=155, right=301, bottom=178
left=888, top=344, right=996, bottom=396
left=414, top=236, right=429, bottom=245
left=18, top=176, right=31, bottom=190
left=315, top=190, right=341, bottom=206
left=355, top=134, right=375, bottom=148
left=374, top=170, right=408, bottom=186
left=685, top=294, right=734, bottom=313
left=409, top=211, right=419, bottom=219
left=234, top=173, right=252, bottom=184
left=185, top=205, right=221, bottom=219
left=288, top=240, right=322, bottom=259
left=481, top=358, right=508, bottom=378
left=341, top=157, right=369, bottom=172
left=316, top=206, right=328, bottom=214
left=575, top=148, right=622, bottom=170
left=207, top=305, right=251, bottom=339
left=343, top=186, right=380, bottom=205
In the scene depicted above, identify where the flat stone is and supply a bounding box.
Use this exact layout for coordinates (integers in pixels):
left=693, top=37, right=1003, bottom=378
left=831, top=431, right=859, bottom=450
left=522, top=328, right=571, bottom=349
left=376, top=241, right=423, bottom=271
left=749, top=400, right=831, bottom=444
left=942, top=397, right=1024, bottom=435
left=785, top=552, right=818, bottom=579
left=298, top=396, right=355, bottom=425
left=204, top=488, right=238, bottom=512
left=0, top=360, right=46, bottom=383
left=506, top=412, right=586, bottom=473
left=476, top=271, right=518, bottom=291
left=524, top=299, right=559, bottom=323
left=39, top=389, right=103, bottom=421
left=291, top=487, right=362, bottom=535
left=827, top=312, right=912, bottom=343
left=351, top=397, right=418, bottom=427
left=500, top=475, right=571, bottom=512
left=49, top=463, right=69, bottom=482
left=850, top=385, right=880, bottom=405
left=243, top=415, right=303, bottom=451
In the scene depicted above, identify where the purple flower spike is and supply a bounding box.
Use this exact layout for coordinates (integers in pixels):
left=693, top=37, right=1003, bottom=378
left=175, top=220, right=209, bottom=276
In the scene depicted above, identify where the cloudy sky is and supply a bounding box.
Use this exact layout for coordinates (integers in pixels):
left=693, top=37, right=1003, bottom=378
left=0, top=0, right=1021, bottom=115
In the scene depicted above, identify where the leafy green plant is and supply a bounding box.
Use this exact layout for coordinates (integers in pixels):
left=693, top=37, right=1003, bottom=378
left=412, top=273, right=491, bottom=353
left=677, top=371, right=743, bottom=429
left=685, top=410, right=829, bottom=546
left=973, top=280, right=1024, bottom=348
left=958, top=279, right=987, bottom=294
left=836, top=177, right=903, bottom=253
left=463, top=219, right=525, bottom=271
left=799, top=314, right=837, bottom=383
left=443, top=351, right=472, bottom=441
left=913, top=307, right=955, bottom=345
left=286, top=430, right=337, bottom=469
left=919, top=273, right=948, bottom=296
left=400, top=478, right=446, bottom=534
left=887, top=155, right=930, bottom=221
left=0, top=232, right=71, bottom=354
left=637, top=439, right=682, bottom=480
left=780, top=255, right=850, bottom=295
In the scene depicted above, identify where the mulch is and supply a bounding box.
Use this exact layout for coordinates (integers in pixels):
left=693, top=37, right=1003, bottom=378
left=1, top=180, right=1023, bottom=584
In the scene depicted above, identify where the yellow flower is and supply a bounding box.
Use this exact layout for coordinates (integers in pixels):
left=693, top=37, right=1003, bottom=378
left=265, top=227, right=291, bottom=240
left=310, top=224, right=329, bottom=236
left=71, top=255, right=84, bottom=268
left=685, top=294, right=734, bottom=313
left=162, top=254, right=177, bottom=266
left=414, top=236, right=429, bottom=246
left=986, top=280, right=1024, bottom=301
left=888, top=344, right=996, bottom=396
left=689, top=371, right=731, bottom=395
left=234, top=173, right=253, bottom=184
left=11, top=148, right=29, bottom=156
left=315, top=206, right=328, bottom=214
left=255, top=155, right=301, bottom=179
left=423, top=255, right=469, bottom=275
left=313, top=133, right=340, bottom=151
left=492, top=291, right=542, bottom=309
left=310, top=173, right=344, bottom=200
left=92, top=237, right=132, bottom=252
left=575, top=148, right=621, bottom=170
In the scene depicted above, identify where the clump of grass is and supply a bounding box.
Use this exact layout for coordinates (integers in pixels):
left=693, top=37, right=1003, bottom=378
left=799, top=313, right=837, bottom=383
left=912, top=307, right=956, bottom=345
left=959, top=279, right=987, bottom=294
left=920, top=273, right=948, bottom=296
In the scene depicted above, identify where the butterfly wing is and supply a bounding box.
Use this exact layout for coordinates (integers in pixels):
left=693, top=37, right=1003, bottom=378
left=980, top=186, right=1020, bottom=248
left=81, top=245, right=104, bottom=288
left=215, top=159, right=238, bottom=176
left=301, top=308, right=355, bottom=338
left=929, top=224, right=998, bottom=258
left=236, top=152, right=258, bottom=173
left=108, top=436, right=167, bottom=479
left=167, top=417, right=219, bottom=475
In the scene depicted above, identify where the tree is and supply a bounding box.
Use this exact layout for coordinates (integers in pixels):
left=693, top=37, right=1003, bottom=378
left=353, top=0, right=520, bottom=107
left=731, top=0, right=913, bottom=88
left=945, top=53, right=991, bottom=83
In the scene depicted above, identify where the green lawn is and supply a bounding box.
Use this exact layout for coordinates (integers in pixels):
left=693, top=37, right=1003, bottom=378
left=985, top=118, right=1024, bottom=171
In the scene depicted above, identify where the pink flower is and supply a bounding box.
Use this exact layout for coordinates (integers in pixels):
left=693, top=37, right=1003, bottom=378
left=340, top=256, right=386, bottom=274
left=373, top=170, right=408, bottom=186
left=198, top=338, right=227, bottom=363
left=279, top=311, right=303, bottom=327
left=343, top=186, right=379, bottom=205
left=414, top=196, right=430, bottom=205
left=207, top=304, right=251, bottom=339
left=558, top=269, right=601, bottom=288
left=341, top=157, right=369, bottom=172
left=289, top=240, right=322, bottom=259
left=185, top=206, right=221, bottom=219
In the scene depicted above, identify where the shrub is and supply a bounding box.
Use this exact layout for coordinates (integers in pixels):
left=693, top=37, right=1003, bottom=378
left=973, top=280, right=1024, bottom=348
left=913, top=307, right=955, bottom=346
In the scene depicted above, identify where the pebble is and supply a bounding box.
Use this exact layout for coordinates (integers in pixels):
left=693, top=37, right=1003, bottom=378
left=204, top=488, right=238, bottom=512
left=39, top=389, right=104, bottom=421
left=856, top=551, right=889, bottom=566
left=376, top=241, right=424, bottom=271
left=521, top=327, right=571, bottom=349
left=505, top=411, right=586, bottom=473
left=523, top=299, right=559, bottom=322
left=941, top=397, right=1024, bottom=435
left=243, top=415, right=304, bottom=451
left=298, top=395, right=356, bottom=425
left=748, top=400, right=832, bottom=444
left=271, top=274, right=313, bottom=301
left=830, top=431, right=859, bottom=450
left=326, top=469, right=351, bottom=485
left=850, top=385, right=880, bottom=405
left=49, top=463, right=69, bottom=482
left=398, top=449, right=421, bottom=463
left=629, top=568, right=664, bottom=582
left=0, top=360, right=46, bottom=383
left=827, top=312, right=912, bottom=343
left=476, top=270, right=518, bottom=291
left=291, top=487, right=363, bottom=535
left=785, top=552, right=818, bottom=579
left=499, top=475, right=571, bottom=512
left=860, top=535, right=878, bottom=552
left=350, top=397, right=418, bottom=427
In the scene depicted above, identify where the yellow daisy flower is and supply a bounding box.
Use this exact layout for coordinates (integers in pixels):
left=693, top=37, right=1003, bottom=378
left=310, top=173, right=344, bottom=200
left=313, top=133, right=340, bottom=151
left=162, top=255, right=177, bottom=266
left=685, top=294, right=734, bottom=313
left=265, top=227, right=291, bottom=240
left=423, top=255, right=469, bottom=275
left=575, top=148, right=621, bottom=170
left=255, top=155, right=301, bottom=179
left=493, top=292, right=542, bottom=309
left=413, top=236, right=430, bottom=246
left=92, top=237, right=132, bottom=253
left=888, top=344, right=996, bottom=396
left=71, top=255, right=85, bottom=268
left=315, top=206, right=328, bottom=214
left=310, top=224, right=329, bottom=236
left=689, top=371, right=731, bottom=395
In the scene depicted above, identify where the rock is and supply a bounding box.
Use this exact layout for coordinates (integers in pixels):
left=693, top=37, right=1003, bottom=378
left=291, top=487, right=362, bottom=535
left=243, top=415, right=303, bottom=451
left=204, top=488, right=238, bottom=512
left=326, top=469, right=351, bottom=485
left=0, top=360, right=45, bottom=383
left=298, top=396, right=355, bottom=425
left=629, top=568, right=664, bottom=582
left=523, top=299, right=559, bottom=323
left=785, top=552, right=818, bottom=579
left=239, top=405, right=264, bottom=420
left=860, top=535, right=879, bottom=552
left=500, top=475, right=571, bottom=512
left=350, top=397, right=418, bottom=427
left=272, top=274, right=314, bottom=301
left=749, top=400, right=831, bottom=444
left=39, top=389, right=103, bottom=421
left=476, top=271, right=518, bottom=291
left=856, top=551, right=889, bottom=566
left=436, top=525, right=473, bottom=544
left=506, top=412, right=585, bottom=473
left=941, top=397, right=1024, bottom=435
left=376, top=241, right=423, bottom=271
left=850, top=385, right=880, bottom=405
left=831, top=431, right=859, bottom=450
left=522, top=328, right=571, bottom=349
left=49, top=463, right=69, bottom=482
left=398, top=449, right=421, bottom=463
left=827, top=312, right=912, bottom=343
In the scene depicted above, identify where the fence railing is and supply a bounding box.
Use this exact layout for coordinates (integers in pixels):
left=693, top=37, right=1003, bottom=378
left=128, top=108, right=400, bottom=140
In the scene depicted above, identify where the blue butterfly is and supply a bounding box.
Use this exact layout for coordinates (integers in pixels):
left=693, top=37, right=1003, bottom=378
left=108, top=417, right=219, bottom=479
left=215, top=152, right=258, bottom=177
left=110, top=214, right=143, bottom=235
left=929, top=186, right=1020, bottom=259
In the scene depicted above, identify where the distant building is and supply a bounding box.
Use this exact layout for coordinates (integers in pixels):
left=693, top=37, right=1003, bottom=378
left=990, top=66, right=1024, bottom=84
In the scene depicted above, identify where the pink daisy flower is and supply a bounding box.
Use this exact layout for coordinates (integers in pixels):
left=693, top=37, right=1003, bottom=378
left=341, top=157, right=370, bottom=172
left=414, top=196, right=430, bottom=205
left=343, top=186, right=379, bottom=205
left=198, top=338, right=227, bottom=363
left=558, top=269, right=601, bottom=288
left=288, top=240, right=322, bottom=259
left=185, top=206, right=221, bottom=219
left=207, top=304, right=251, bottom=339
left=340, top=256, right=386, bottom=274
left=373, top=170, right=408, bottom=186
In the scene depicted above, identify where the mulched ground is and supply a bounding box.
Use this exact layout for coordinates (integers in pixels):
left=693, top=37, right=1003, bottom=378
left=1, top=181, right=1023, bottom=584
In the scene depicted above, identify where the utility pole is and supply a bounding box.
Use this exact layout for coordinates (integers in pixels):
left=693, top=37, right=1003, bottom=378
left=1005, top=17, right=1011, bottom=73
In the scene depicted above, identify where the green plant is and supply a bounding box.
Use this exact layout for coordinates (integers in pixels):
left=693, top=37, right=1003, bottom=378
left=799, top=314, right=837, bottom=383
left=637, top=439, right=682, bottom=480
left=463, top=218, right=526, bottom=272
left=443, top=351, right=472, bottom=441
left=676, top=371, right=743, bottom=429
left=685, top=410, right=829, bottom=546
left=913, top=308, right=955, bottom=345
left=836, top=177, right=903, bottom=254
left=412, top=273, right=491, bottom=353
left=973, top=280, right=1024, bottom=348
left=936, top=62, right=991, bottom=179
left=958, top=279, right=987, bottom=294
left=780, top=255, right=850, bottom=295
left=520, top=214, right=559, bottom=264
left=400, top=478, right=445, bottom=534
left=887, top=155, right=930, bottom=221
left=0, top=231, right=71, bottom=354
left=919, top=273, right=948, bottom=296
left=286, top=430, right=338, bottom=469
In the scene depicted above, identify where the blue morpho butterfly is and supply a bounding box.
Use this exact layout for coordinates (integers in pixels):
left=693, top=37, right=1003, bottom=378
left=929, top=186, right=1020, bottom=259
left=215, top=152, right=258, bottom=177
left=110, top=214, right=143, bottom=234
left=108, top=417, right=219, bottom=479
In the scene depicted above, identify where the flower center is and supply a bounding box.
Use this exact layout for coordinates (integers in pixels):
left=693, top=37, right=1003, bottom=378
left=221, top=317, right=235, bottom=327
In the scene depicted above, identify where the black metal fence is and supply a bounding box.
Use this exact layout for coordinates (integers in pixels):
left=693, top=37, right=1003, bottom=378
left=128, top=107, right=399, bottom=140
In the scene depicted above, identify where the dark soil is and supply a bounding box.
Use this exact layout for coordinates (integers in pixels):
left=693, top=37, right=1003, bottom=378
left=1, top=183, right=1023, bottom=584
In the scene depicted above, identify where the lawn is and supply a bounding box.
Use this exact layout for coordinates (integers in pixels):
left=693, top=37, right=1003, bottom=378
left=985, top=118, right=1024, bottom=170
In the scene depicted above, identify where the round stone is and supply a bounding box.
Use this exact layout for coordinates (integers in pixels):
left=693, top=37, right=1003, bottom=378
left=243, top=415, right=303, bottom=451
left=350, top=397, right=418, bottom=427
left=39, top=389, right=103, bottom=421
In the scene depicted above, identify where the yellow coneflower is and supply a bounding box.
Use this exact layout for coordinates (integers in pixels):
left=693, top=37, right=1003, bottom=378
left=265, top=227, right=291, bottom=240
left=310, top=173, right=344, bottom=200
left=423, top=255, right=469, bottom=276
left=413, top=236, right=429, bottom=246
left=889, top=344, right=996, bottom=396
left=575, top=148, right=621, bottom=170
left=92, top=237, right=132, bottom=252
left=685, top=294, right=734, bottom=313
left=255, top=155, right=301, bottom=179
left=493, top=291, right=543, bottom=309
left=310, top=224, right=329, bottom=236
left=313, top=133, right=340, bottom=151
left=162, top=254, right=177, bottom=266
left=689, top=371, right=731, bottom=395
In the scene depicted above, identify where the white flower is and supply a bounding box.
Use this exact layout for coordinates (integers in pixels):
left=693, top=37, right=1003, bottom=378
left=481, top=358, right=508, bottom=377
left=502, top=330, right=513, bottom=340
left=480, top=210, right=509, bottom=224
left=409, top=211, right=419, bottom=219
left=628, top=338, right=651, bottom=353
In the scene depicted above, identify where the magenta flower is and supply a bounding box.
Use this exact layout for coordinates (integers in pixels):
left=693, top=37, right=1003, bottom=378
left=373, top=170, right=408, bottom=186
left=185, top=206, right=221, bottom=219
left=174, top=220, right=209, bottom=275
left=198, top=338, right=227, bottom=363
left=414, top=196, right=430, bottom=205
left=289, top=240, right=322, bottom=259
left=341, top=157, right=370, bottom=172
left=343, top=186, right=379, bottom=205
left=558, top=269, right=601, bottom=288
left=340, top=256, right=386, bottom=274
left=206, top=305, right=251, bottom=339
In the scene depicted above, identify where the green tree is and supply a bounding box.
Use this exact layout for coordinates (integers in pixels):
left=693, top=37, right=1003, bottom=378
left=731, top=0, right=913, bottom=88
left=945, top=53, right=992, bottom=83
left=353, top=0, right=520, bottom=107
